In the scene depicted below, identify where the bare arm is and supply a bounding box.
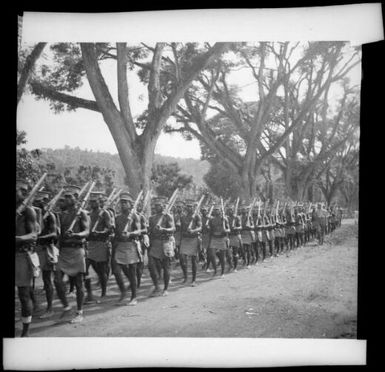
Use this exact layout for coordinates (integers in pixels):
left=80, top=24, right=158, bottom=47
left=189, top=215, right=202, bottom=234
left=123, top=214, right=142, bottom=237
left=233, top=216, right=242, bottom=231
left=16, top=207, right=38, bottom=244
left=159, top=214, right=175, bottom=233
left=71, top=210, right=90, bottom=239
left=38, top=212, right=57, bottom=240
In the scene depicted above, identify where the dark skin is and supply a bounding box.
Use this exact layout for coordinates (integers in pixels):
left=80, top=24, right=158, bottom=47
left=186, top=205, right=202, bottom=234
left=136, top=203, right=149, bottom=235
left=63, top=194, right=89, bottom=240
left=119, top=200, right=141, bottom=239
left=241, top=208, right=254, bottom=228
left=155, top=203, right=175, bottom=233
left=227, top=208, right=242, bottom=232
left=208, top=209, right=230, bottom=233
left=90, top=199, right=110, bottom=235
left=16, top=185, right=37, bottom=244
left=34, top=198, right=57, bottom=241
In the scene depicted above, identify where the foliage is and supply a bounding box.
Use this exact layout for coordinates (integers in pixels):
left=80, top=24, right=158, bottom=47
left=151, top=162, right=193, bottom=198
left=16, top=130, right=45, bottom=184
left=203, top=162, right=242, bottom=200
left=171, top=41, right=361, bottom=198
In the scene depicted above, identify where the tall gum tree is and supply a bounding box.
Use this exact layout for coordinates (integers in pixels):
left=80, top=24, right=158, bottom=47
left=28, top=42, right=229, bottom=195
left=171, top=42, right=361, bottom=200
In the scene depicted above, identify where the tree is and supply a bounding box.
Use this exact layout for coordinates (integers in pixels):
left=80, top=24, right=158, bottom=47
left=16, top=130, right=44, bottom=183
left=17, top=18, right=46, bottom=105
left=317, top=132, right=359, bottom=206
left=171, top=42, right=361, bottom=199
left=63, top=165, right=116, bottom=195
left=203, top=161, right=242, bottom=200
left=151, top=162, right=193, bottom=198
left=270, top=82, right=360, bottom=201
left=28, top=42, right=229, bottom=196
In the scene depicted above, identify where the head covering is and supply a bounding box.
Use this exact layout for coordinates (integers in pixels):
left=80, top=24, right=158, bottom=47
left=34, top=190, right=51, bottom=201
left=89, top=191, right=106, bottom=201
left=185, top=199, right=196, bottom=207
left=239, top=201, right=249, bottom=208
left=120, top=191, right=133, bottom=202
left=153, top=196, right=167, bottom=204
left=63, top=185, right=81, bottom=197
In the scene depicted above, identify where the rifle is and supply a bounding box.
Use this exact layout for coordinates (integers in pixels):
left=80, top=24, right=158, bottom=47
left=275, top=200, right=280, bottom=223
left=105, top=188, right=118, bottom=206
left=43, top=187, right=64, bottom=219
left=77, top=181, right=90, bottom=200
left=188, top=194, right=206, bottom=230
left=246, top=197, right=256, bottom=228
left=66, top=181, right=95, bottom=233
left=156, top=188, right=179, bottom=228
left=91, top=188, right=117, bottom=233
left=123, top=190, right=144, bottom=233
left=290, top=201, right=295, bottom=222
left=110, top=189, right=123, bottom=209
left=205, top=204, right=214, bottom=227
left=262, top=200, right=267, bottom=220
left=220, top=197, right=227, bottom=231
left=142, top=189, right=152, bottom=212
left=232, top=197, right=240, bottom=229
left=308, top=202, right=313, bottom=214
left=16, top=173, right=48, bottom=217
left=257, top=199, right=261, bottom=220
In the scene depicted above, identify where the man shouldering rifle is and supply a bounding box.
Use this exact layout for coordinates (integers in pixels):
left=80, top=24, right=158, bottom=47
left=148, top=190, right=177, bottom=297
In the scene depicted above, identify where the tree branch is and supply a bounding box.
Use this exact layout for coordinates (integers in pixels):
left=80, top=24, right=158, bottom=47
left=30, top=81, right=100, bottom=112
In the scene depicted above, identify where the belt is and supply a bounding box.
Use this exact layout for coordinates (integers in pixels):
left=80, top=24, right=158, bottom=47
left=212, top=233, right=225, bottom=238
left=229, top=232, right=240, bottom=236
left=182, top=233, right=197, bottom=238
left=16, top=246, right=33, bottom=253
left=116, top=238, right=138, bottom=243
left=61, top=243, right=84, bottom=248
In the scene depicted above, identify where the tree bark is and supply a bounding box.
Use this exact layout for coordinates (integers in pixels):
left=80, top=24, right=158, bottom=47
left=17, top=42, right=47, bottom=105
left=80, top=42, right=229, bottom=195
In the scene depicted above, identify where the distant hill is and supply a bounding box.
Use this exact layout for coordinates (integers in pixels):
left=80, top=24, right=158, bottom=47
left=37, top=146, right=210, bottom=187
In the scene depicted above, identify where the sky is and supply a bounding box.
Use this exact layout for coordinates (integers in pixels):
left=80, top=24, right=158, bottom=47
left=17, top=42, right=361, bottom=160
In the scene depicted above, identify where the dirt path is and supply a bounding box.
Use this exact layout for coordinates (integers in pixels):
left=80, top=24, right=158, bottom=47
left=16, top=219, right=358, bottom=338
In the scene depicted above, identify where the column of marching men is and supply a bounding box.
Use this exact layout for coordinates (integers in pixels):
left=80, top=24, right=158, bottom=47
left=15, top=174, right=343, bottom=337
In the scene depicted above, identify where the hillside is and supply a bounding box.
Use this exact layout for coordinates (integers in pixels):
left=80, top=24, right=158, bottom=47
left=37, top=146, right=210, bottom=187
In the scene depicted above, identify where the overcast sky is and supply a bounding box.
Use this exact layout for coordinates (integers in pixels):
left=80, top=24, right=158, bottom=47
left=17, top=43, right=361, bottom=160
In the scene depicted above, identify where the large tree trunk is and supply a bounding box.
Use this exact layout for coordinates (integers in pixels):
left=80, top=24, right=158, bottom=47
left=239, top=173, right=253, bottom=200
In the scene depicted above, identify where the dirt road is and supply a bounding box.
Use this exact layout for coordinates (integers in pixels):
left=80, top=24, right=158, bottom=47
left=16, top=219, right=358, bottom=338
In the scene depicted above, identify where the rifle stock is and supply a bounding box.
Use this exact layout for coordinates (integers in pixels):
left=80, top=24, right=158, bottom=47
left=43, top=187, right=64, bottom=219
left=232, top=197, right=240, bottom=229
left=16, top=172, right=48, bottom=216
left=188, top=194, right=205, bottom=230
left=91, top=188, right=117, bottom=233
left=205, top=204, right=214, bottom=227
left=123, top=190, right=144, bottom=233
left=77, top=181, right=90, bottom=200
left=67, top=181, right=95, bottom=232
left=156, top=188, right=179, bottom=228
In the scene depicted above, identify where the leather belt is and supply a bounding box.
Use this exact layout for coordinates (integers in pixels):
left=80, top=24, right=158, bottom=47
left=61, top=243, right=84, bottom=248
